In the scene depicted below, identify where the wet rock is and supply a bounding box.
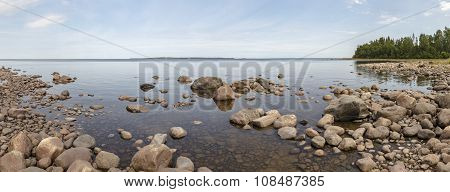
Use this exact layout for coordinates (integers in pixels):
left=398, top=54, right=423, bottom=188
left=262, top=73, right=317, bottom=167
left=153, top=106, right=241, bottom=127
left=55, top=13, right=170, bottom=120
left=213, top=84, right=235, bottom=101
left=169, top=127, right=187, bottom=139
left=311, top=136, right=326, bottom=148
left=0, top=151, right=26, bottom=172
left=314, top=149, right=326, bottom=157
left=338, top=138, right=356, bottom=151
left=67, top=160, right=96, bottom=172
left=437, top=109, right=450, bottom=127
left=54, top=147, right=92, bottom=170
left=325, top=133, right=342, bottom=146
left=418, top=129, right=436, bottom=140
left=150, top=134, right=167, bottom=145
left=396, top=93, right=416, bottom=109
left=273, top=114, right=297, bottom=128
left=120, top=131, right=133, bottom=140
left=118, top=96, right=137, bottom=102
left=376, top=105, right=407, bottom=122
left=126, top=105, right=149, bottom=113
left=356, top=157, right=376, bottom=172
left=73, top=134, right=96, bottom=148
left=305, top=128, right=320, bottom=138
left=191, top=77, right=223, bottom=90
left=90, top=105, right=104, bottom=110
left=252, top=111, right=280, bottom=128
left=176, top=156, right=194, bottom=172
left=324, top=95, right=370, bottom=121
left=177, top=76, right=192, bottom=83
left=140, top=83, right=155, bottom=92
left=36, top=137, right=64, bottom=160
left=277, top=127, right=297, bottom=140
left=403, top=125, right=421, bottom=137
left=130, top=144, right=173, bottom=172
left=7, top=132, right=33, bottom=157
left=413, top=102, right=436, bottom=115
left=229, top=108, right=262, bottom=125
left=317, top=114, right=334, bottom=128
left=95, top=151, right=120, bottom=170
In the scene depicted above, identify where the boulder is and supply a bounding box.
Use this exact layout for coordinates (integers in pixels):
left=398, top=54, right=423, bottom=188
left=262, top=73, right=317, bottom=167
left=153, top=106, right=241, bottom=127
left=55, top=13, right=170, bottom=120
left=36, top=137, right=64, bottom=160
left=213, top=84, right=235, bottom=101
left=126, top=105, right=149, bottom=113
left=373, top=117, right=392, bottom=127
left=324, top=95, right=370, bottom=121
left=365, top=126, right=390, bottom=139
left=412, top=102, right=437, bottom=115
left=435, top=94, right=450, bottom=108
left=118, top=96, right=137, bottom=102
left=252, top=113, right=280, bottom=128
left=305, top=128, right=320, bottom=138
left=73, top=134, right=96, bottom=148
left=8, top=132, right=33, bottom=157
left=396, top=93, right=416, bottom=109
left=19, top=167, right=46, bottom=172
left=352, top=128, right=366, bottom=139
left=169, top=127, right=187, bottom=139
left=403, top=124, right=421, bottom=137
left=324, top=126, right=345, bottom=135
left=0, top=151, right=26, bottom=172
left=177, top=76, right=192, bottom=83
left=423, top=154, right=440, bottom=166
left=229, top=108, right=262, bottom=125
left=324, top=133, right=342, bottom=146
left=418, top=129, right=436, bottom=140
left=54, top=147, right=92, bottom=170
left=376, top=105, right=407, bottom=122
left=67, top=160, right=96, bottom=172
left=441, top=126, right=450, bottom=140
left=175, top=156, right=194, bottom=172
left=95, top=151, right=120, bottom=170
left=140, top=83, right=155, bottom=92
left=273, top=114, right=297, bottom=128
left=317, top=114, right=334, bottom=128
left=120, top=131, right=133, bottom=140
left=150, top=134, right=167, bottom=145
left=7, top=108, right=28, bottom=119
left=277, top=127, right=297, bottom=140
left=191, top=77, right=223, bottom=90
left=389, top=162, right=407, bottom=172
left=356, top=157, right=376, bottom=172
left=311, top=136, right=326, bottom=148
left=437, top=109, right=450, bottom=128
left=338, top=138, right=356, bottom=151
left=130, top=144, right=173, bottom=172
left=197, top=167, right=213, bottom=172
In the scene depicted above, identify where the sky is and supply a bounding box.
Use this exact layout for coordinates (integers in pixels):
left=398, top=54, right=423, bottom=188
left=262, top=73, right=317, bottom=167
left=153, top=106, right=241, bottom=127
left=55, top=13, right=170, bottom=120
left=0, top=0, right=449, bottom=59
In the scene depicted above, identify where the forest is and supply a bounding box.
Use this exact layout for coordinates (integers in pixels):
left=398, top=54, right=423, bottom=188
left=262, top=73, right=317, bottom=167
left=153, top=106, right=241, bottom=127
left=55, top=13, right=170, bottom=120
left=353, top=27, right=450, bottom=59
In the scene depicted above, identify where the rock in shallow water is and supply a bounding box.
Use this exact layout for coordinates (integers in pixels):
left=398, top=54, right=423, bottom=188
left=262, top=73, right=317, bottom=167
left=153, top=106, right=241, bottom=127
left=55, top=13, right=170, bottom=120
left=324, top=95, right=370, bottom=121
left=54, top=147, right=92, bottom=170
left=131, top=144, right=173, bottom=172
left=73, top=134, right=96, bottom=149
left=277, top=127, right=297, bottom=140
left=126, top=105, right=149, bottom=113
left=36, top=137, right=64, bottom=161
left=95, top=151, right=120, bottom=170
left=169, top=127, right=187, bottom=139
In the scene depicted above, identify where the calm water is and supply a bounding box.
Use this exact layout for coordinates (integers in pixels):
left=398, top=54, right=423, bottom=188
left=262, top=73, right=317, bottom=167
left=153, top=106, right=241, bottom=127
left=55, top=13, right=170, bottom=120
left=0, top=59, right=431, bottom=171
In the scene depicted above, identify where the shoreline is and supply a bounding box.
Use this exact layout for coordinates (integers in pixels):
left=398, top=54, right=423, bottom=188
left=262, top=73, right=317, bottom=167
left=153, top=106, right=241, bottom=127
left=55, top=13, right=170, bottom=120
left=0, top=60, right=449, bottom=172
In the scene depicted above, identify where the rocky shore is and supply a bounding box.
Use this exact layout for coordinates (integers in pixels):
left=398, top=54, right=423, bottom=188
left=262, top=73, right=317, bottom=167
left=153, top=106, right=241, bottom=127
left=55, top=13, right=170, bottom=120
left=1, top=60, right=449, bottom=172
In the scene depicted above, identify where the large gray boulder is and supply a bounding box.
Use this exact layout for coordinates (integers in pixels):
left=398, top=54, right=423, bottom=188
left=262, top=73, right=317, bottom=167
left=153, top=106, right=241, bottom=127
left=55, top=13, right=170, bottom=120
left=67, top=160, right=96, bottom=172
left=396, top=93, right=416, bottom=109
left=412, top=102, right=437, bottom=115
left=130, top=144, right=173, bottom=172
left=213, top=84, right=235, bottom=101
left=273, top=114, right=297, bottom=128
left=175, top=156, right=194, bottom=172
left=73, top=134, right=96, bottom=149
left=324, top=95, right=370, bottom=121
left=376, top=105, right=407, bottom=122
left=191, top=77, right=223, bottom=90
left=438, top=109, right=450, bottom=127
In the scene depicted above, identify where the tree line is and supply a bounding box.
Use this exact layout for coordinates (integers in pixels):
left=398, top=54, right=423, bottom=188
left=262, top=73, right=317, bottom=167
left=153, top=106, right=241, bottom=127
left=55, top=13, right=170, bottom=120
left=353, top=27, right=450, bottom=59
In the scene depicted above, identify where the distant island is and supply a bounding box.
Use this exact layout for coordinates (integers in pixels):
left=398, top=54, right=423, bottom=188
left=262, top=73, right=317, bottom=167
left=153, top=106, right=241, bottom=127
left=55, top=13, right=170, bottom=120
left=354, top=27, right=450, bottom=59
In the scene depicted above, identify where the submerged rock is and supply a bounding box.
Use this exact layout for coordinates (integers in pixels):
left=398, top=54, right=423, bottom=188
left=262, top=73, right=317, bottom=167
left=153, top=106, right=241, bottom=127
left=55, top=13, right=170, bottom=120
left=277, top=127, right=297, bottom=140
left=324, top=95, right=370, bottom=121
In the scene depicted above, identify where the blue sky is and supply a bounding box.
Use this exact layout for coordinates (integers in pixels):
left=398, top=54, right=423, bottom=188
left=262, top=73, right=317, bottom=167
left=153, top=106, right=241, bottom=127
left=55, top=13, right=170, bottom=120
left=0, top=0, right=449, bottom=59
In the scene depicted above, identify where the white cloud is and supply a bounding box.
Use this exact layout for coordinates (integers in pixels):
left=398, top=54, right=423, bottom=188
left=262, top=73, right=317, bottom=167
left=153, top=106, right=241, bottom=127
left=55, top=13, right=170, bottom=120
left=350, top=0, right=366, bottom=5
left=25, top=14, right=66, bottom=28
left=423, top=11, right=433, bottom=16
left=441, top=1, right=450, bottom=11
left=0, top=0, right=39, bottom=15
left=378, top=15, right=400, bottom=24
